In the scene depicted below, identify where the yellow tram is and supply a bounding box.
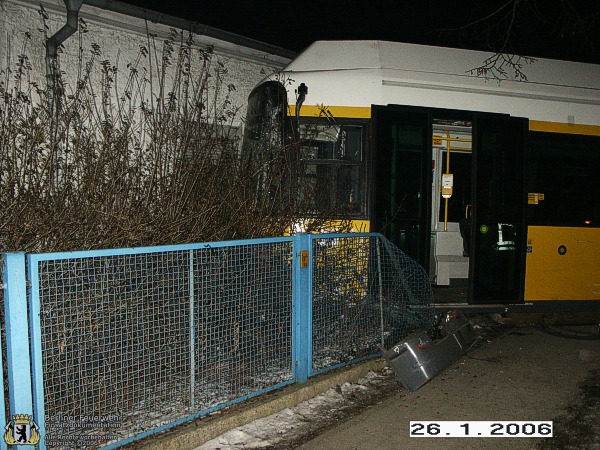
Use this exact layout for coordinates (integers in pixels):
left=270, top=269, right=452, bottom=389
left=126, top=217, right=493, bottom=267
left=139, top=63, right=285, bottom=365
left=243, top=40, right=600, bottom=311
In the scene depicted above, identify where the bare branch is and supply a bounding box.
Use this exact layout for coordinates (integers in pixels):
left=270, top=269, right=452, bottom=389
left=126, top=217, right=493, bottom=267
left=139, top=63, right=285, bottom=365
left=0, top=15, right=347, bottom=253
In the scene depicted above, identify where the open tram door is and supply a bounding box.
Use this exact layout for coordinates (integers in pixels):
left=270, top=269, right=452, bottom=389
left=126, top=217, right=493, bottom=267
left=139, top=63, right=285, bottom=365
left=372, top=105, right=527, bottom=305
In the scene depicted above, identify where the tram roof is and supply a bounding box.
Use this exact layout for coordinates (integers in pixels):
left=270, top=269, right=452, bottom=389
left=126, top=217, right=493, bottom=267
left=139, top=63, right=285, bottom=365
left=284, top=40, right=600, bottom=91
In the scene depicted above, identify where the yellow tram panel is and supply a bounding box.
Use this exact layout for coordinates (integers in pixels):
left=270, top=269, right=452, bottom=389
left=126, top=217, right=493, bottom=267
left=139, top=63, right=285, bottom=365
left=525, top=226, right=600, bottom=301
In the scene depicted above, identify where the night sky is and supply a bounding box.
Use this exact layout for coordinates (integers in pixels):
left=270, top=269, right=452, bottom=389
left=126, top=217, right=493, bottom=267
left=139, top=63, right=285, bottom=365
left=119, top=0, right=600, bottom=64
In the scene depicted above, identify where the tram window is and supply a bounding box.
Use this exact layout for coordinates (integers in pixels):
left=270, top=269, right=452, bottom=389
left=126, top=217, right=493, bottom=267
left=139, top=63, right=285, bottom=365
left=298, top=123, right=366, bottom=215
left=528, top=132, right=599, bottom=227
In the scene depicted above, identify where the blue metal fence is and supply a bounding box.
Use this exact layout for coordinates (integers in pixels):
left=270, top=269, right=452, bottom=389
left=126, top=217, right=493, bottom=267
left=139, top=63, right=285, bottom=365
left=0, top=255, right=7, bottom=450
left=310, top=234, right=434, bottom=375
left=0, top=233, right=433, bottom=449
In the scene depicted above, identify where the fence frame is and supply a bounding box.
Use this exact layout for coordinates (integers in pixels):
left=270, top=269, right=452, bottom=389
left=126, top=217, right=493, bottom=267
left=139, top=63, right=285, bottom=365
left=1, top=232, right=410, bottom=449
left=3, top=253, right=35, bottom=449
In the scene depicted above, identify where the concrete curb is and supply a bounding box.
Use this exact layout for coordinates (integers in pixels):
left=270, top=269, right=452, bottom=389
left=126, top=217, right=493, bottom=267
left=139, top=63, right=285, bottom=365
left=130, top=358, right=387, bottom=449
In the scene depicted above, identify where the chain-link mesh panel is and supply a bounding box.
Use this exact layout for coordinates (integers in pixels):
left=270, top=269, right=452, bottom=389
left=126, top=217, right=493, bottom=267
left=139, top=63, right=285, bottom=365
left=193, top=242, right=294, bottom=408
left=38, top=252, right=191, bottom=447
left=35, top=240, right=294, bottom=448
left=311, top=235, right=434, bottom=373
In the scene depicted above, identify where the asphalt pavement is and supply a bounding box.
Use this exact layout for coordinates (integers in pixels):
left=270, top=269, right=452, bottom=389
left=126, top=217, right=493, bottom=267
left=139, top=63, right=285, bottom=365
left=293, top=323, right=600, bottom=450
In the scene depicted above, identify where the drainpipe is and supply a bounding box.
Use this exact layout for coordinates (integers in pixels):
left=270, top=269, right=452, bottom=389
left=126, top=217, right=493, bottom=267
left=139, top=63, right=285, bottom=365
left=46, top=0, right=84, bottom=111
left=45, top=0, right=84, bottom=191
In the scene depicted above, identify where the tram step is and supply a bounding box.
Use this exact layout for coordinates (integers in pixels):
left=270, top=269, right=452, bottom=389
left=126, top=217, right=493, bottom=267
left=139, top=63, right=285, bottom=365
left=435, top=254, right=469, bottom=286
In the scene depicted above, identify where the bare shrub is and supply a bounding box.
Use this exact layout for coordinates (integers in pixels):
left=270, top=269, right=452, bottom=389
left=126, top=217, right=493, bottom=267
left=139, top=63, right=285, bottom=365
left=0, top=15, right=343, bottom=253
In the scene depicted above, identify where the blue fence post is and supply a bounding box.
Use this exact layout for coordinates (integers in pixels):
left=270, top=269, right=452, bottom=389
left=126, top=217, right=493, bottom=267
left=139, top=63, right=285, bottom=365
left=28, top=254, right=47, bottom=450
left=2, top=253, right=35, bottom=449
left=292, top=233, right=312, bottom=383
left=189, top=249, right=196, bottom=411
left=0, top=256, right=7, bottom=450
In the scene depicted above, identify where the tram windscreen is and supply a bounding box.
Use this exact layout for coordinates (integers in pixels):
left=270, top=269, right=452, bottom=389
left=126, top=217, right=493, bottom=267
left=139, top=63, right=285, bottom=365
left=242, top=81, right=288, bottom=161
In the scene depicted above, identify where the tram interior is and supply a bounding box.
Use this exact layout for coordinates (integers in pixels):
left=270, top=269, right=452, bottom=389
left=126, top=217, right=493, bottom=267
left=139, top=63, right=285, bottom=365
left=431, top=119, right=472, bottom=303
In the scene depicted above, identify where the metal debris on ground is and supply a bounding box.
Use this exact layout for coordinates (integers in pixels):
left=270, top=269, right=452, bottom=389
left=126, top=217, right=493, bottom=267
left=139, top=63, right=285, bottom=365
left=381, top=312, right=478, bottom=391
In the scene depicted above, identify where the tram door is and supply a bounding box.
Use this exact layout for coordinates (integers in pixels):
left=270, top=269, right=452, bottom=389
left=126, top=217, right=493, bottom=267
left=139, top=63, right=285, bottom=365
left=373, top=105, right=527, bottom=304
left=470, top=114, right=527, bottom=303
left=371, top=106, right=432, bottom=270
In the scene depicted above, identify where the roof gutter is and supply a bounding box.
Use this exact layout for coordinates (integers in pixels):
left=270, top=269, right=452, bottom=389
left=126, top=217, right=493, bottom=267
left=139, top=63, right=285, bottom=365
left=85, top=0, right=297, bottom=61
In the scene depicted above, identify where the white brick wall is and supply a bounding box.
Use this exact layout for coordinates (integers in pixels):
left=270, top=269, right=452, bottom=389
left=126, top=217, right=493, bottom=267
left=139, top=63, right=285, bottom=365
left=0, top=0, right=292, bottom=125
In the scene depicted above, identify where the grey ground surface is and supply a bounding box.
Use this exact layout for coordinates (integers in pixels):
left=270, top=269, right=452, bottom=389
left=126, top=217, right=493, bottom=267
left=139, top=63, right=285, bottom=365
left=126, top=277, right=599, bottom=450
left=194, top=318, right=600, bottom=450
left=292, top=322, right=600, bottom=450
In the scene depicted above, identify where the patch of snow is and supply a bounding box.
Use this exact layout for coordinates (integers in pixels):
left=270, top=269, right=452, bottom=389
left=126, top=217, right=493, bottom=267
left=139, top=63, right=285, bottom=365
left=194, top=370, right=390, bottom=450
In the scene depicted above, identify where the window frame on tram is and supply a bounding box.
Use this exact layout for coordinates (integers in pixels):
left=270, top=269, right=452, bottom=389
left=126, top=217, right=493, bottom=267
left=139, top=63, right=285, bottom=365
left=296, top=118, right=369, bottom=219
